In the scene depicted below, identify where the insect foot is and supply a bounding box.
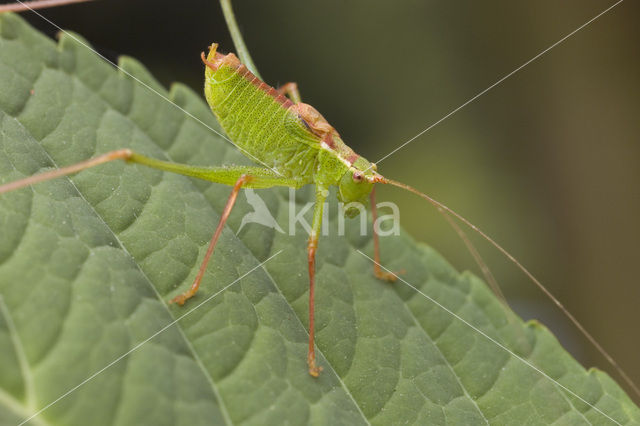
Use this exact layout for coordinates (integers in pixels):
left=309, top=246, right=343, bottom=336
left=169, top=291, right=194, bottom=306
left=307, top=353, right=323, bottom=378
left=374, top=269, right=400, bottom=283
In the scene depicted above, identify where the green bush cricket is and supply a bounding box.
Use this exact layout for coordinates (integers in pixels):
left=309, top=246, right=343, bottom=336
left=1, top=0, right=484, bottom=379
left=1, top=0, right=639, bottom=398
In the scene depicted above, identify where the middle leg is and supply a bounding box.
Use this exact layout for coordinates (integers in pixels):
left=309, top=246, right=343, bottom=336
left=307, top=185, right=327, bottom=377
left=170, top=174, right=252, bottom=305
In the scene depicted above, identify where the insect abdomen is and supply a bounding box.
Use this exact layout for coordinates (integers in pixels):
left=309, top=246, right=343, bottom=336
left=204, top=56, right=319, bottom=180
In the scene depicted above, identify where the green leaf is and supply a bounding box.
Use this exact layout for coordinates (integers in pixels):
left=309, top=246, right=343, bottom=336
left=0, top=13, right=638, bottom=425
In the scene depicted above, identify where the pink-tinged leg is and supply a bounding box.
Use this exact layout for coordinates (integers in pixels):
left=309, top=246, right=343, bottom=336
left=0, top=149, right=133, bottom=195
left=370, top=187, right=398, bottom=282
left=306, top=187, right=327, bottom=377
left=307, top=234, right=321, bottom=377
left=276, top=82, right=301, bottom=104
left=0, top=0, right=92, bottom=13
left=170, top=175, right=252, bottom=305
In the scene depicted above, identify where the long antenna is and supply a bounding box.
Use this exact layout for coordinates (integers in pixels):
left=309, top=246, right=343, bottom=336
left=439, top=207, right=507, bottom=304
left=379, top=176, right=640, bottom=399
left=0, top=0, right=92, bottom=13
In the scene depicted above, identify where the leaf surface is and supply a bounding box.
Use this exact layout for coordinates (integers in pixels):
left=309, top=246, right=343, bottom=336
left=0, top=14, right=638, bottom=425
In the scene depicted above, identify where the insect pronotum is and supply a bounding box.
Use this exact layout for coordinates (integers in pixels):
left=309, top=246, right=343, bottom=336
left=1, top=0, right=638, bottom=410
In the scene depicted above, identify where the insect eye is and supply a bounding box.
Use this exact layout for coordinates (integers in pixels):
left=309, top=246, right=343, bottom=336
left=352, top=172, right=364, bottom=182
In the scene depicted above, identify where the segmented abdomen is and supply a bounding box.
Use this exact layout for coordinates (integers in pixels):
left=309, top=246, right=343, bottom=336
left=204, top=63, right=319, bottom=180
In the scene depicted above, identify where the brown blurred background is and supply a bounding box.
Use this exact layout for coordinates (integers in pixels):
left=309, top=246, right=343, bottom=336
left=15, top=0, right=640, bottom=401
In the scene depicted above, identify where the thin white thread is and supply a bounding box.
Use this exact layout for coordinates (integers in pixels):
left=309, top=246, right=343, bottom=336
left=357, top=250, right=621, bottom=425
left=14, top=0, right=284, bottom=177
left=17, top=250, right=283, bottom=426
left=372, top=0, right=624, bottom=168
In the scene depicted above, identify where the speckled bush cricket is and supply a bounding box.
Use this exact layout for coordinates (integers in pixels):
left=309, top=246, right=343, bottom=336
left=0, top=0, right=636, bottom=394
left=0, top=39, right=419, bottom=376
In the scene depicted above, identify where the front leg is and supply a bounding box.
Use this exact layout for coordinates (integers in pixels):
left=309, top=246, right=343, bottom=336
left=307, top=185, right=327, bottom=377
left=370, top=186, right=398, bottom=282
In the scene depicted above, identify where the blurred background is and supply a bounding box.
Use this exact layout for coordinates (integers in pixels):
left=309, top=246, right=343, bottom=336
left=14, top=0, right=640, bottom=401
